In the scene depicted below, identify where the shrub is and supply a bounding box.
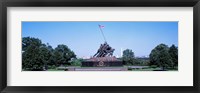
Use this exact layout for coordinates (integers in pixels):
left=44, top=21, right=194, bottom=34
left=150, top=65, right=157, bottom=68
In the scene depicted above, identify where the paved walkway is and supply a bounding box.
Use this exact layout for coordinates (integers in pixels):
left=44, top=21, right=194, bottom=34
left=68, top=67, right=128, bottom=71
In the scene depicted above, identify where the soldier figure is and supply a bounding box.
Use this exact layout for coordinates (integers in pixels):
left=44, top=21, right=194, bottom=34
left=93, top=42, right=115, bottom=57
left=93, top=44, right=103, bottom=57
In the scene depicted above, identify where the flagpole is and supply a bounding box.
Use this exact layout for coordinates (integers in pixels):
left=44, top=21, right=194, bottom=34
left=98, top=25, right=107, bottom=43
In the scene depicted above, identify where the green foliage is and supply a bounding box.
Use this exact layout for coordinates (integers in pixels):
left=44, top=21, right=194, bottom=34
left=70, top=58, right=84, bottom=66
left=149, top=65, right=157, bottom=68
left=169, top=44, right=178, bottom=68
left=48, top=65, right=56, bottom=69
left=134, top=58, right=150, bottom=66
left=22, top=37, right=42, bottom=51
left=22, top=36, right=178, bottom=71
left=149, top=44, right=174, bottom=70
left=22, top=37, right=76, bottom=71
left=122, top=49, right=150, bottom=66
left=22, top=37, right=49, bottom=70
left=122, top=49, right=135, bottom=65
left=54, top=44, right=76, bottom=66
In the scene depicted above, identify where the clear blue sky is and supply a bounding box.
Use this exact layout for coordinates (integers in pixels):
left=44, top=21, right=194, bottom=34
left=22, top=21, right=178, bottom=58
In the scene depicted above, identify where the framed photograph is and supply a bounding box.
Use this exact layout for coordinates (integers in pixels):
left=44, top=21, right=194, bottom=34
left=0, top=0, right=200, bottom=93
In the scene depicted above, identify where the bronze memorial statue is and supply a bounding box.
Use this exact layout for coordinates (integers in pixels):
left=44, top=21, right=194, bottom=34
left=93, top=42, right=115, bottom=57
left=81, top=25, right=123, bottom=67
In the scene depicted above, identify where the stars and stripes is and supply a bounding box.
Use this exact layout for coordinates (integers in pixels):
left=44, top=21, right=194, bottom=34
left=99, top=25, right=105, bottom=28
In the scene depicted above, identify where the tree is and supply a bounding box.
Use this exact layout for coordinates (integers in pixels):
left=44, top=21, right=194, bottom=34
left=122, top=49, right=135, bottom=65
left=22, top=37, right=57, bottom=70
left=39, top=44, right=53, bottom=70
left=134, top=58, right=150, bottom=66
left=169, top=44, right=178, bottom=68
left=22, top=37, right=50, bottom=70
left=22, top=37, right=42, bottom=51
left=70, top=58, right=84, bottom=66
left=54, top=44, right=76, bottom=66
left=149, top=44, right=173, bottom=70
left=22, top=37, right=78, bottom=70
left=45, top=43, right=56, bottom=67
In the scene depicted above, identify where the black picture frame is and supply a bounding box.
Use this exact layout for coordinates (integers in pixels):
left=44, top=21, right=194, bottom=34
left=0, top=0, right=200, bottom=93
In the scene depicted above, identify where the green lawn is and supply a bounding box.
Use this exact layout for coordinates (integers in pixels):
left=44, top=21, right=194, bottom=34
left=32, top=66, right=178, bottom=71
left=47, top=68, right=65, bottom=71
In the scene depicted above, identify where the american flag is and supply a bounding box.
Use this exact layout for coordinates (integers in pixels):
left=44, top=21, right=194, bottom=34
left=99, top=25, right=105, bottom=28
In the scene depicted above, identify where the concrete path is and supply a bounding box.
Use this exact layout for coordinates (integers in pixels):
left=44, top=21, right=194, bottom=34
left=68, top=67, right=128, bottom=71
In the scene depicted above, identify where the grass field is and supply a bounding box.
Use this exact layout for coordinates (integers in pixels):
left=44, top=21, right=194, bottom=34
left=47, top=69, right=65, bottom=71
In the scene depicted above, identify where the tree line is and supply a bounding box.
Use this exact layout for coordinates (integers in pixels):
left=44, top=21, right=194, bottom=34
left=22, top=37, right=178, bottom=71
left=122, top=44, right=178, bottom=70
left=22, top=37, right=76, bottom=71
